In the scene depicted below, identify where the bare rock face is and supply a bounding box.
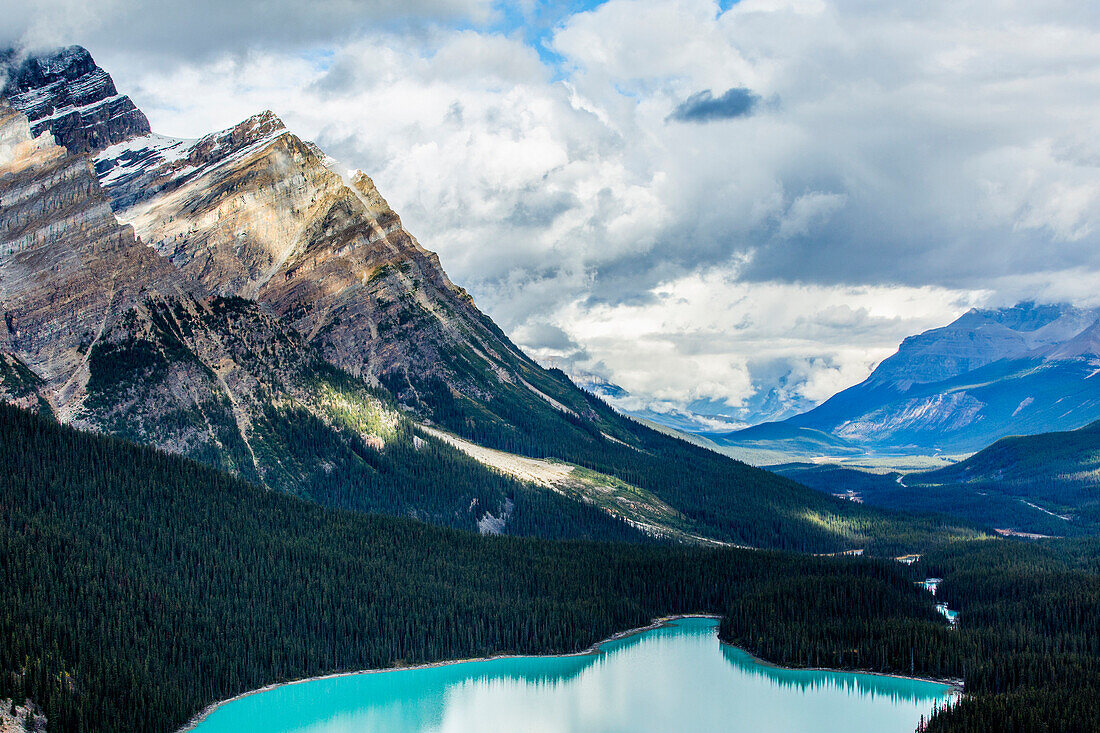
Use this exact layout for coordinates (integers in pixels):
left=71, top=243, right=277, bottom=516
left=0, top=697, right=47, bottom=732
left=95, top=110, right=562, bottom=419
left=0, top=103, right=177, bottom=407
left=1, top=46, right=151, bottom=154
left=0, top=104, right=359, bottom=480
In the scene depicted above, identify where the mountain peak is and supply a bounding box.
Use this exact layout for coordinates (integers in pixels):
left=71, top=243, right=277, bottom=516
left=2, top=45, right=98, bottom=92
left=182, top=108, right=288, bottom=165
left=235, top=109, right=285, bottom=138
left=955, top=301, right=1072, bottom=333
left=867, top=302, right=1098, bottom=389
left=0, top=45, right=150, bottom=154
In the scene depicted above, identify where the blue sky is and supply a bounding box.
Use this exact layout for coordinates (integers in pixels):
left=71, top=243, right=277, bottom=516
left=489, top=0, right=609, bottom=69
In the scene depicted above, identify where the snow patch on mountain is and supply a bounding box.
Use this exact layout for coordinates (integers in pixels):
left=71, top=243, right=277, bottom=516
left=1012, top=397, right=1034, bottom=417
left=835, top=392, right=985, bottom=442
left=94, top=111, right=288, bottom=210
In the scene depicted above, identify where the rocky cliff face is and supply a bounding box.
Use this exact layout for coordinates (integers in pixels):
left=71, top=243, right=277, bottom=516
left=1, top=46, right=151, bottom=154
left=0, top=102, right=177, bottom=411
left=94, top=106, right=592, bottom=426
left=0, top=102, right=400, bottom=488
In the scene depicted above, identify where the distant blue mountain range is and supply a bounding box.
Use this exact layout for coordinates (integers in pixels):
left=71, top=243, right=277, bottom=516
left=703, top=302, right=1100, bottom=456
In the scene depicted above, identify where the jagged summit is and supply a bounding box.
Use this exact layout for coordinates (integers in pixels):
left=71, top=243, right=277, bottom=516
left=94, top=103, right=479, bottom=393
left=94, top=109, right=290, bottom=210
left=0, top=45, right=150, bottom=154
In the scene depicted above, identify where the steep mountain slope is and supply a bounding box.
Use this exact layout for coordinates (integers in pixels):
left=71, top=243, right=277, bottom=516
left=714, top=303, right=1100, bottom=456
left=0, top=45, right=984, bottom=553
left=1, top=45, right=150, bottom=154
left=923, top=418, right=1100, bottom=489
left=0, top=101, right=182, bottom=411
left=90, top=104, right=875, bottom=550
left=92, top=107, right=627, bottom=446
left=0, top=98, right=640, bottom=540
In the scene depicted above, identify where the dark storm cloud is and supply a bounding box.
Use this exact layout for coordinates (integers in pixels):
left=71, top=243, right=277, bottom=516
left=668, top=87, right=759, bottom=123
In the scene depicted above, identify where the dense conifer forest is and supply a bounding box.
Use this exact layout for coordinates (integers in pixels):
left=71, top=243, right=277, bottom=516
left=918, top=539, right=1100, bottom=731
left=722, top=537, right=1100, bottom=732
left=0, top=402, right=1096, bottom=732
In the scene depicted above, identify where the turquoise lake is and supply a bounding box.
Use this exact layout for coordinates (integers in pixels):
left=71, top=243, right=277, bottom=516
left=186, top=617, right=954, bottom=733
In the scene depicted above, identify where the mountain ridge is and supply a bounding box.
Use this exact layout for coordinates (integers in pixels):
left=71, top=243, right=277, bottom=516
left=709, top=302, right=1100, bottom=457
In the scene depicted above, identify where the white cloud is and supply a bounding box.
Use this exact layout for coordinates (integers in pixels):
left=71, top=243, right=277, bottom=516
left=7, top=0, right=1100, bottom=424
left=541, top=265, right=985, bottom=420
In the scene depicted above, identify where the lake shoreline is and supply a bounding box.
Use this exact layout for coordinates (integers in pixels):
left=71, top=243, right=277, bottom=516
left=724, top=641, right=965, bottom=694
left=176, top=613, right=958, bottom=731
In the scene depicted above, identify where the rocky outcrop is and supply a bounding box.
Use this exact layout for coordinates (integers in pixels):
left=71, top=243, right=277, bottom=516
left=1, top=46, right=151, bottom=154
left=0, top=698, right=46, bottom=732
left=0, top=103, right=395, bottom=482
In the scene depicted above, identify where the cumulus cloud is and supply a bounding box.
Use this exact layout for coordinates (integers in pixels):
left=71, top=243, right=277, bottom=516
left=668, top=87, right=760, bottom=122
left=542, top=265, right=986, bottom=423
left=6, top=0, right=1100, bottom=425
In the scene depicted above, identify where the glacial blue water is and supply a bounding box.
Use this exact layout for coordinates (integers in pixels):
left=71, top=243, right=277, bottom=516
left=186, top=617, right=954, bottom=732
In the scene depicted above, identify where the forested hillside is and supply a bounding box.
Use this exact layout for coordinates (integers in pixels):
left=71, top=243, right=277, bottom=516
left=721, top=534, right=1100, bottom=732
left=775, top=420, right=1100, bottom=538
left=1, top=402, right=1095, bottom=732
left=914, top=421, right=1100, bottom=534
left=0, top=401, right=950, bottom=732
